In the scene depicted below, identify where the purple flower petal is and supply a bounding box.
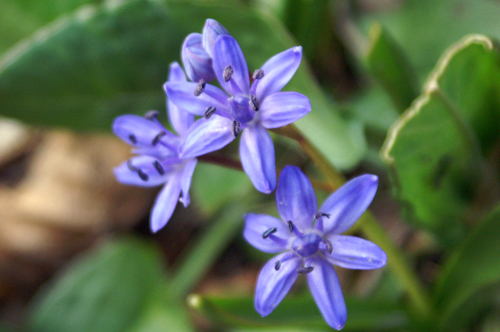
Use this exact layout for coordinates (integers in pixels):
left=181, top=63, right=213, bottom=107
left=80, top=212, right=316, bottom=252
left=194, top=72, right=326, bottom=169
left=243, top=213, right=291, bottom=253
left=250, top=46, right=302, bottom=101
left=239, top=124, right=276, bottom=194
left=212, top=35, right=250, bottom=96
left=307, top=257, right=347, bottom=330
left=255, top=252, right=301, bottom=317
left=179, top=115, right=235, bottom=158
left=258, top=92, right=311, bottom=129
left=318, top=174, right=378, bottom=235
left=167, top=62, right=194, bottom=137
left=165, top=82, right=229, bottom=118
left=276, top=165, right=317, bottom=231
left=113, top=156, right=170, bottom=187
left=202, top=19, right=230, bottom=58
left=323, top=235, right=387, bottom=270
left=112, top=115, right=176, bottom=149
left=181, top=33, right=216, bottom=82
left=131, top=146, right=177, bottom=160
left=150, top=172, right=182, bottom=233
left=179, top=158, right=197, bottom=207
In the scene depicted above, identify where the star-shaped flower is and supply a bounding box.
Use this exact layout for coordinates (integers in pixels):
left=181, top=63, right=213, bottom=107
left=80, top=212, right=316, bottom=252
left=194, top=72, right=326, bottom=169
left=112, top=62, right=197, bottom=232
left=165, top=35, right=311, bottom=194
left=243, top=166, right=387, bottom=330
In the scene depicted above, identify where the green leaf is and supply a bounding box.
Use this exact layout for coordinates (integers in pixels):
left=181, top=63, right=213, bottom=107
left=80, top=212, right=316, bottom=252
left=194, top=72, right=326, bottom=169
left=364, top=24, right=419, bottom=113
left=381, top=35, right=500, bottom=245
left=187, top=294, right=407, bottom=331
left=26, top=236, right=164, bottom=332
left=0, top=0, right=365, bottom=170
left=360, top=0, right=500, bottom=77
left=434, top=205, right=500, bottom=331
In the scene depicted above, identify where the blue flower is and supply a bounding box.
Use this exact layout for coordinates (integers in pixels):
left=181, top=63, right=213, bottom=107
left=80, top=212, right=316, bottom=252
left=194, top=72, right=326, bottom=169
left=166, top=35, right=311, bottom=194
left=243, top=166, right=387, bottom=330
left=182, top=19, right=230, bottom=83
left=112, top=62, right=197, bottom=233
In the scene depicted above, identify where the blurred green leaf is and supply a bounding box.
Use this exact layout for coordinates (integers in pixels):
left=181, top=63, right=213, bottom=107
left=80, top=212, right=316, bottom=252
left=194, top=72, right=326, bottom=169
left=0, top=0, right=102, bottom=54
left=434, top=205, right=500, bottom=331
left=0, top=0, right=365, bottom=170
left=26, top=236, right=164, bottom=332
left=187, top=294, right=407, bottom=331
left=364, top=24, right=419, bottom=113
left=360, top=0, right=500, bottom=77
left=381, top=35, right=500, bottom=245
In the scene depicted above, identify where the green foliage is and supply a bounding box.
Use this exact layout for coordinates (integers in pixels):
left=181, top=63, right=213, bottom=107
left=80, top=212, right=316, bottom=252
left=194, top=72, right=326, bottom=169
left=381, top=35, right=500, bottom=246
left=187, top=294, right=407, bottom=331
left=0, top=0, right=365, bottom=170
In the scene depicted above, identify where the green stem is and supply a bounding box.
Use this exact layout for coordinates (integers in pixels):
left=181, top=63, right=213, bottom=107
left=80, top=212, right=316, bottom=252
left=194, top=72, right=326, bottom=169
left=273, top=124, right=433, bottom=320
left=168, top=202, right=248, bottom=300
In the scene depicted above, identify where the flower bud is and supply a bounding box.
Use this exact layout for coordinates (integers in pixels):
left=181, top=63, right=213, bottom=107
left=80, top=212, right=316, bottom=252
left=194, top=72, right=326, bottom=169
left=202, top=19, right=230, bottom=57
left=181, top=33, right=216, bottom=82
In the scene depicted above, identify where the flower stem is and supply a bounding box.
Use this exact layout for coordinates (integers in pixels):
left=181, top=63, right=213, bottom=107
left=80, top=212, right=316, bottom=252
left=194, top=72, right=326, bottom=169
left=272, top=124, right=433, bottom=320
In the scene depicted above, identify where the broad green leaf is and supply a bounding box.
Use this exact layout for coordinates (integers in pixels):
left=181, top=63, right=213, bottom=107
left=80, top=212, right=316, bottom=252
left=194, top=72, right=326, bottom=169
left=26, top=236, right=164, bottom=332
left=187, top=294, right=407, bottom=331
left=0, top=0, right=365, bottom=170
left=434, top=205, right=500, bottom=331
left=381, top=35, right=500, bottom=245
left=0, top=0, right=102, bottom=54
left=364, top=24, right=419, bottom=113
left=360, top=0, right=500, bottom=77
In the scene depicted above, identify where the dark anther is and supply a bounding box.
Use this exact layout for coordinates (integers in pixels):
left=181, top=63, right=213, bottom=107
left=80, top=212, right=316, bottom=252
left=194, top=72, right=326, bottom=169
left=194, top=79, right=206, bottom=96
left=137, top=169, right=149, bottom=182
left=128, top=134, right=137, bottom=144
left=153, top=160, right=165, bottom=175
left=127, top=160, right=138, bottom=171
left=287, top=220, right=294, bottom=232
left=275, top=260, right=281, bottom=271
left=250, top=95, right=259, bottom=111
left=324, top=240, right=333, bottom=255
left=262, top=227, right=277, bottom=239
left=205, top=106, right=216, bottom=119
left=145, top=110, right=159, bottom=120
left=232, top=120, right=241, bottom=138
left=223, top=65, right=234, bottom=82
left=152, top=131, right=167, bottom=146
left=297, top=266, right=314, bottom=274
left=253, top=69, right=264, bottom=80
left=316, top=212, right=331, bottom=219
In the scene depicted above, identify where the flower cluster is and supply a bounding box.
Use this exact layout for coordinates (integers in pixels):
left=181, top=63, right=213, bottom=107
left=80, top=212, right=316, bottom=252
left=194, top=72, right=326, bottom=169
left=111, top=18, right=386, bottom=330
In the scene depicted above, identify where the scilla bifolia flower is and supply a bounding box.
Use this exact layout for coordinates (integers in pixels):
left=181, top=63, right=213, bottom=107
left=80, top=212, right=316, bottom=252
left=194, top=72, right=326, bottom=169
left=112, top=62, right=197, bottom=233
left=182, top=19, right=230, bottom=83
left=166, top=35, right=311, bottom=194
left=243, top=166, right=387, bottom=329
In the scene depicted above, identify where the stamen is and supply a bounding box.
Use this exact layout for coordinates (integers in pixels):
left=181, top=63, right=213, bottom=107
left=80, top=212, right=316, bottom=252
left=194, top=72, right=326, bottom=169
left=127, top=160, right=138, bottom=171
left=262, top=227, right=277, bottom=239
left=204, top=106, right=216, bottom=119
left=152, top=131, right=167, bottom=146
left=275, top=260, right=281, bottom=271
left=232, top=120, right=241, bottom=138
left=153, top=160, right=165, bottom=175
left=145, top=110, right=159, bottom=120
left=137, top=169, right=149, bottom=182
left=288, top=220, right=294, bottom=232
left=316, top=212, right=331, bottom=219
left=297, top=266, right=314, bottom=274
left=324, top=240, right=333, bottom=255
left=128, top=134, right=137, bottom=144
left=253, top=69, right=264, bottom=80
left=223, top=65, right=234, bottom=82
left=249, top=95, right=259, bottom=111
left=194, top=79, right=206, bottom=96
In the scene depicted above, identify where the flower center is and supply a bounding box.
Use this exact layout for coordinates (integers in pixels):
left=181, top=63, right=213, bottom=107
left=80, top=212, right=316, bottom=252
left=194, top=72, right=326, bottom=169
left=291, top=233, right=322, bottom=257
left=228, top=95, right=253, bottom=123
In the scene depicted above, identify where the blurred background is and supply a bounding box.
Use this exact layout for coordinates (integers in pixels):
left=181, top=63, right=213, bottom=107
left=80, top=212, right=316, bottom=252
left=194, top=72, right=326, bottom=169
left=2, top=0, right=500, bottom=331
